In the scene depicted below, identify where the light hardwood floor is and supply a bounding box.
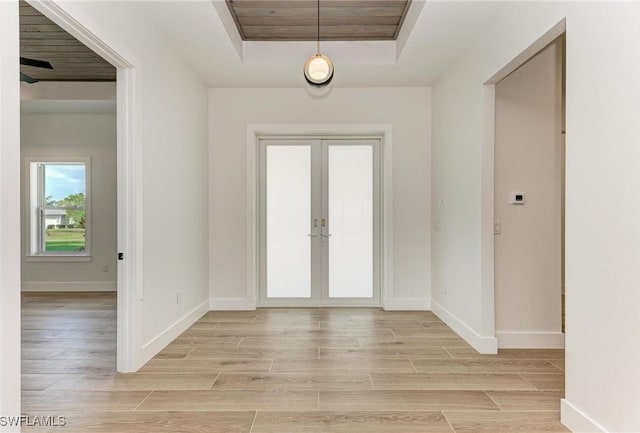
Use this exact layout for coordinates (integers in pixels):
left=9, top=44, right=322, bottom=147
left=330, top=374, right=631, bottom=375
left=22, top=293, right=568, bottom=432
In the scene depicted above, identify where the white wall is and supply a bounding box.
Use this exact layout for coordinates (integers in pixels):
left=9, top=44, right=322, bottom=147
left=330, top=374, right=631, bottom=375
left=431, top=2, right=640, bottom=432
left=19, top=1, right=211, bottom=369
left=21, top=81, right=116, bottom=101
left=210, top=88, right=431, bottom=309
left=0, top=1, right=22, bottom=429
left=21, top=111, right=118, bottom=291
left=494, top=40, right=563, bottom=348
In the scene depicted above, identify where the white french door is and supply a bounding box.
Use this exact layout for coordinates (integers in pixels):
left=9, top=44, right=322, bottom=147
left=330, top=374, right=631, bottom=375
left=258, top=138, right=381, bottom=307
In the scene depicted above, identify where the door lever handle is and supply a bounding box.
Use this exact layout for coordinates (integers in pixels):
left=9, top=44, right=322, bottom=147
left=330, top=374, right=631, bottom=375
left=309, top=218, right=319, bottom=237
left=320, top=218, right=331, bottom=237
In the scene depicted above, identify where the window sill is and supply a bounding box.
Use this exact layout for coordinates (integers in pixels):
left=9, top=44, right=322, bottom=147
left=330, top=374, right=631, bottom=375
left=25, top=255, right=91, bottom=263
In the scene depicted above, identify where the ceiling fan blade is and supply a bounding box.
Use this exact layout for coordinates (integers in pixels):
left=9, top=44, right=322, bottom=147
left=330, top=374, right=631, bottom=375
left=20, top=72, right=38, bottom=84
left=20, top=57, right=53, bottom=70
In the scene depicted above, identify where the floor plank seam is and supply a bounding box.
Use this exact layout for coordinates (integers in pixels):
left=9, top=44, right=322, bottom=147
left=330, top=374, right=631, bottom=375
left=184, top=347, right=196, bottom=360
left=518, top=373, right=540, bottom=389
left=248, top=411, right=258, bottom=433
left=367, top=373, right=375, bottom=390
left=208, top=373, right=221, bottom=390
left=442, top=347, right=455, bottom=359
left=483, top=390, right=503, bottom=410
left=442, top=410, right=458, bottom=433
left=408, top=359, right=418, bottom=373
left=132, top=391, right=153, bottom=411
left=547, top=359, right=565, bottom=372
left=545, top=359, right=565, bottom=373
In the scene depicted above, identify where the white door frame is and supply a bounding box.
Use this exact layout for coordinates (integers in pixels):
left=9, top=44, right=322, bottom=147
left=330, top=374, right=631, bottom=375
left=256, top=137, right=382, bottom=307
left=247, top=124, right=394, bottom=310
left=0, top=0, right=23, bottom=421
left=27, top=0, right=143, bottom=372
left=479, top=19, right=566, bottom=350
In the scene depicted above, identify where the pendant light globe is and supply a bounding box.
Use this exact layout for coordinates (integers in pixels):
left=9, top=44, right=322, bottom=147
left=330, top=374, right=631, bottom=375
left=304, top=53, right=334, bottom=86
left=303, top=0, right=334, bottom=87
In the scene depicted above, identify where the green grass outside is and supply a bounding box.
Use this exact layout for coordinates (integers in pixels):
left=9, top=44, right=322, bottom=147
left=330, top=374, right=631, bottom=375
left=45, top=228, right=86, bottom=252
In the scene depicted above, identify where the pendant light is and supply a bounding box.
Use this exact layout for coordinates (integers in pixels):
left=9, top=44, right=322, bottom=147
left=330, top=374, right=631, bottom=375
left=303, top=0, right=334, bottom=87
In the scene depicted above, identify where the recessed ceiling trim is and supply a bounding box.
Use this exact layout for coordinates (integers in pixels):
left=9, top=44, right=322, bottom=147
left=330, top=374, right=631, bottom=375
left=226, top=0, right=412, bottom=42
left=392, top=0, right=411, bottom=40
left=243, top=40, right=396, bottom=65
left=225, top=0, right=246, bottom=40
left=212, top=0, right=424, bottom=66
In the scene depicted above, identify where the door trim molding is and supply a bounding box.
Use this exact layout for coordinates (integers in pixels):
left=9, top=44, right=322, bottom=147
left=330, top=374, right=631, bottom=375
left=481, top=19, right=566, bottom=345
left=246, top=124, right=393, bottom=310
left=27, top=0, right=144, bottom=372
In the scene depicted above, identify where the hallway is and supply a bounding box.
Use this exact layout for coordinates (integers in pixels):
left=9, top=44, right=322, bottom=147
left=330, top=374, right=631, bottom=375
left=21, top=293, right=567, bottom=432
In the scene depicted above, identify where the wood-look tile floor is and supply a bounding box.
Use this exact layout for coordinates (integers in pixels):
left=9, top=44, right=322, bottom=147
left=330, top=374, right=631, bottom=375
left=22, top=293, right=569, bottom=432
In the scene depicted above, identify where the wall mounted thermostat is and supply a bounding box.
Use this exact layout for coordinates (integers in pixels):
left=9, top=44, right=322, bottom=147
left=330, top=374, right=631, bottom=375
left=509, top=192, right=525, bottom=205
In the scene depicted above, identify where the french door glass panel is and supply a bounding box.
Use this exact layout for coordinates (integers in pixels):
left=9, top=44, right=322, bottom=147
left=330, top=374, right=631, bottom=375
left=327, top=145, right=373, bottom=298
left=266, top=145, right=312, bottom=298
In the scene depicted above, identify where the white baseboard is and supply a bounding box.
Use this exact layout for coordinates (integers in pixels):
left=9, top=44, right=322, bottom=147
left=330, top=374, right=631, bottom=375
left=21, top=281, right=116, bottom=292
left=497, top=331, right=565, bottom=349
left=209, top=297, right=256, bottom=311
left=561, top=399, right=607, bottom=432
left=383, top=297, right=430, bottom=311
left=140, top=299, right=209, bottom=364
left=209, top=296, right=427, bottom=311
left=432, top=300, right=498, bottom=354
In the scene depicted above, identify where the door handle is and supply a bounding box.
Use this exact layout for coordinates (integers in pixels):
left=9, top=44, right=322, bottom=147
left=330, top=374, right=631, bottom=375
left=320, top=218, right=331, bottom=237
left=308, top=218, right=319, bottom=237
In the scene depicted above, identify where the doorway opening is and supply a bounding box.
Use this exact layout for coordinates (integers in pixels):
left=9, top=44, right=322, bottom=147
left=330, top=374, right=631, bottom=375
left=18, top=0, right=140, bottom=382
left=493, top=34, right=566, bottom=349
left=19, top=0, right=120, bottom=394
left=258, top=137, right=382, bottom=307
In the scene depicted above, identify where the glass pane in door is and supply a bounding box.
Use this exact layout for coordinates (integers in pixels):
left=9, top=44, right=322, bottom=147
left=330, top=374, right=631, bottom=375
left=266, top=146, right=311, bottom=298
left=328, top=145, right=373, bottom=298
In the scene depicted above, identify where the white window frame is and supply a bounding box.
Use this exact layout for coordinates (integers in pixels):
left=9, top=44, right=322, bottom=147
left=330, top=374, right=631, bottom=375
left=25, top=157, right=91, bottom=262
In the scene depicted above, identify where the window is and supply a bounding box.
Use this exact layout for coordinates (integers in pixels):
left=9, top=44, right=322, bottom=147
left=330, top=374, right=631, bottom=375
left=27, top=159, right=90, bottom=258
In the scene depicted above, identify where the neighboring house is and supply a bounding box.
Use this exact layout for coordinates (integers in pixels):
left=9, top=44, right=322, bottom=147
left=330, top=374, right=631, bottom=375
left=43, top=209, right=71, bottom=228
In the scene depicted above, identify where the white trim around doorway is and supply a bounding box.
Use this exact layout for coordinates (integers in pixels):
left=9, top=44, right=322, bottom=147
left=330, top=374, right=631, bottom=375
left=27, top=0, right=143, bottom=372
left=243, top=124, right=394, bottom=311
left=479, top=18, right=566, bottom=350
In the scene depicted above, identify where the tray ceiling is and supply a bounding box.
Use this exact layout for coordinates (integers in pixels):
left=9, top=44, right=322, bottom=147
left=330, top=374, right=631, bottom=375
left=226, top=0, right=412, bottom=41
left=20, top=1, right=116, bottom=82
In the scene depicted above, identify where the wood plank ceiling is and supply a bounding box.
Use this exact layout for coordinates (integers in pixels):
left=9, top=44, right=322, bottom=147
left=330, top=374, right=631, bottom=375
left=19, top=1, right=116, bottom=82
left=226, top=0, right=411, bottom=41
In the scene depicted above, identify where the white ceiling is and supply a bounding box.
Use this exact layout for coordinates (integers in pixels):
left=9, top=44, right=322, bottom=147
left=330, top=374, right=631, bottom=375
left=145, top=1, right=503, bottom=88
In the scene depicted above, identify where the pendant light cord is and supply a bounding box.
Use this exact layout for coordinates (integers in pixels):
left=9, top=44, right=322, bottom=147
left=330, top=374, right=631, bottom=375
left=317, top=0, right=320, bottom=54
